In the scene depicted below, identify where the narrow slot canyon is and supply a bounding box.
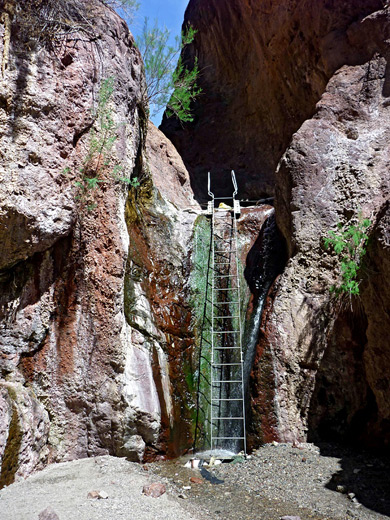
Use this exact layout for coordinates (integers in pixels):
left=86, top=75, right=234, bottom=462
left=1, top=0, right=390, bottom=519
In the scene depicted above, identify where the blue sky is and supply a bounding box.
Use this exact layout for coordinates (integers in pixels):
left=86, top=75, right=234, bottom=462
left=120, top=1, right=190, bottom=126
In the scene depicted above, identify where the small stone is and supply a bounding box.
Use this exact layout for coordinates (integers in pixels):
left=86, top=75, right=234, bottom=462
left=178, top=493, right=187, bottom=499
left=353, top=468, right=361, bottom=474
left=98, top=490, right=109, bottom=499
left=87, top=491, right=100, bottom=499
left=280, top=516, right=301, bottom=520
left=190, top=476, right=203, bottom=484
left=38, top=507, right=60, bottom=520
left=348, top=492, right=356, bottom=500
left=183, top=485, right=191, bottom=490
left=336, top=485, right=347, bottom=493
left=272, top=441, right=279, bottom=446
left=301, top=457, right=307, bottom=462
left=142, top=482, right=166, bottom=498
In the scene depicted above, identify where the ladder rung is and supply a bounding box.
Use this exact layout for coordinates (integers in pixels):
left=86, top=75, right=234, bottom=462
left=212, top=363, right=242, bottom=366
left=212, top=398, right=243, bottom=401
left=212, top=436, right=245, bottom=440
left=212, top=330, right=240, bottom=334
left=212, top=380, right=242, bottom=383
left=211, top=417, right=244, bottom=420
left=213, top=315, right=240, bottom=319
left=212, top=287, right=239, bottom=291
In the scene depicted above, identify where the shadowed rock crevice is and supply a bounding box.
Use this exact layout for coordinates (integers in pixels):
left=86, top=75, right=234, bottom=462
left=0, top=397, right=21, bottom=488
left=161, top=0, right=384, bottom=203
left=161, top=0, right=390, bottom=450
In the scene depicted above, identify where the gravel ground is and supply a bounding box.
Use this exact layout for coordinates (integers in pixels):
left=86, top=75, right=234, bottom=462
left=0, top=442, right=389, bottom=520
left=0, top=456, right=198, bottom=520
left=147, top=442, right=390, bottom=520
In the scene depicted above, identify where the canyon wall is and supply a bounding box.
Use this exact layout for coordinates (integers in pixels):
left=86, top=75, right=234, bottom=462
left=0, top=0, right=206, bottom=485
left=162, top=0, right=390, bottom=449
left=162, top=0, right=384, bottom=202
left=2, top=0, right=390, bottom=486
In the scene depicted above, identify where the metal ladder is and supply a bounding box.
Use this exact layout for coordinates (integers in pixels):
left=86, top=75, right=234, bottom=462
left=207, top=171, right=247, bottom=455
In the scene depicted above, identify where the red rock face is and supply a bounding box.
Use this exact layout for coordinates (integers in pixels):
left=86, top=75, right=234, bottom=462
left=0, top=0, right=147, bottom=481
left=271, top=17, right=390, bottom=446
left=163, top=0, right=390, bottom=450
left=161, top=0, right=384, bottom=202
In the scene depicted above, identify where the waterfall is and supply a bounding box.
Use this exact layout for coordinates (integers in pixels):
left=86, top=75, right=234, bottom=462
left=243, top=209, right=284, bottom=397
left=193, top=206, right=286, bottom=455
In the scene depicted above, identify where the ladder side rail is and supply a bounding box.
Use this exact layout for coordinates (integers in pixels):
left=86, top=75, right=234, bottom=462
left=210, top=192, right=215, bottom=449
left=231, top=170, right=238, bottom=198
left=208, top=171, right=214, bottom=199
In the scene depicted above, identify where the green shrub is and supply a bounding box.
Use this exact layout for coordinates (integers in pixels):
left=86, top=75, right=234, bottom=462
left=136, top=19, right=201, bottom=122
left=65, top=77, right=139, bottom=211
left=324, top=215, right=371, bottom=296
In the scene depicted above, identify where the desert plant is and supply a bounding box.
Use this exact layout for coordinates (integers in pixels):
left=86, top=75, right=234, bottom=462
left=324, top=214, right=371, bottom=296
left=65, top=77, right=139, bottom=211
left=3, top=0, right=138, bottom=51
left=136, top=18, right=201, bottom=122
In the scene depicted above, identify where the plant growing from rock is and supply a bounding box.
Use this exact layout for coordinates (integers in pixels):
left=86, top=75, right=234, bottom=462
left=1, top=0, right=138, bottom=54
left=136, top=19, right=201, bottom=122
left=66, top=76, right=139, bottom=211
left=324, top=214, right=371, bottom=296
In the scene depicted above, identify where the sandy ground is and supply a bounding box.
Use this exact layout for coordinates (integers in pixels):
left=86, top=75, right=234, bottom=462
left=0, top=456, right=198, bottom=520
left=1, top=442, right=389, bottom=520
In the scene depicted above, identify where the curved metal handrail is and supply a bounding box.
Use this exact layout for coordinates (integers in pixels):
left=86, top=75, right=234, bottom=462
left=231, top=170, right=238, bottom=198
left=208, top=171, right=214, bottom=199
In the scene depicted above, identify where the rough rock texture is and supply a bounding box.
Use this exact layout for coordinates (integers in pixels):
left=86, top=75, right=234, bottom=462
left=163, top=0, right=390, bottom=450
left=0, top=0, right=150, bottom=484
left=123, top=122, right=201, bottom=458
left=0, top=382, right=49, bottom=487
left=261, top=13, right=390, bottom=447
left=161, top=0, right=384, bottom=202
left=0, top=0, right=273, bottom=479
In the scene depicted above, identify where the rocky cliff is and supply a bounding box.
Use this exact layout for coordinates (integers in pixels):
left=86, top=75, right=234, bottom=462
left=162, top=0, right=384, bottom=202
left=0, top=0, right=273, bottom=485
left=0, top=0, right=207, bottom=485
left=162, top=0, right=390, bottom=450
left=2, top=0, right=390, bottom=487
left=0, top=0, right=148, bottom=484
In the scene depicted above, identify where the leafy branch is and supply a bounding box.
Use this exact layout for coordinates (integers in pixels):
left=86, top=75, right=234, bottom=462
left=65, top=77, right=139, bottom=212
left=324, top=214, right=371, bottom=296
left=136, top=19, right=201, bottom=122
